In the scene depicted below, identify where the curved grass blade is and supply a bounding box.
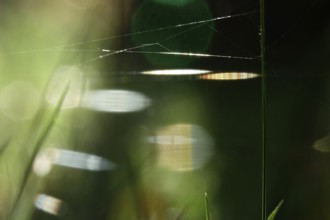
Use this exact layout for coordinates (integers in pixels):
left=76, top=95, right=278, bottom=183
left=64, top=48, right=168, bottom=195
left=267, top=200, right=284, bottom=220
left=8, top=83, right=70, bottom=220
left=0, top=139, right=12, bottom=157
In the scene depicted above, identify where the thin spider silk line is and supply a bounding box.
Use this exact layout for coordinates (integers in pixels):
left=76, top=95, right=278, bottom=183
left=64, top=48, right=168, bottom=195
left=0, top=10, right=256, bottom=57
left=111, top=50, right=259, bottom=60
left=98, top=40, right=259, bottom=61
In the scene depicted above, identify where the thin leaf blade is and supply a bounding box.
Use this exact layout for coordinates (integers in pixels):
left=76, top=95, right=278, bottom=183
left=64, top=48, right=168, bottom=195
left=267, top=200, right=284, bottom=220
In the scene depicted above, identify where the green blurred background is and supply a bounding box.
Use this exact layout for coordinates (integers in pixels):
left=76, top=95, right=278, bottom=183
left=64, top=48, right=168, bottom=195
left=0, top=0, right=329, bottom=219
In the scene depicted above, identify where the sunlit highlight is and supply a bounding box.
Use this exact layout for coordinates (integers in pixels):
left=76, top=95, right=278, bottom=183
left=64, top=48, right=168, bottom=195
left=46, top=65, right=84, bottom=109
left=82, top=89, right=151, bottom=113
left=35, top=194, right=63, bottom=216
left=141, top=69, right=210, bottom=75
left=147, top=135, right=196, bottom=145
left=149, top=124, right=213, bottom=171
left=199, top=72, right=259, bottom=80
left=33, top=148, right=56, bottom=177
left=53, top=149, right=116, bottom=171
left=33, top=148, right=116, bottom=176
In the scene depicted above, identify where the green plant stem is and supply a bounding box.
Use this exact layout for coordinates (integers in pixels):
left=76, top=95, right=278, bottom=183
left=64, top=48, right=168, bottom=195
left=204, top=192, right=210, bottom=220
left=260, top=0, right=267, bottom=218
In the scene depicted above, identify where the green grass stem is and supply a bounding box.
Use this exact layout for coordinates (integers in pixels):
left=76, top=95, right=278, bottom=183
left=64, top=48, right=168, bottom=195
left=260, top=0, right=267, bottom=218
left=204, top=192, right=210, bottom=220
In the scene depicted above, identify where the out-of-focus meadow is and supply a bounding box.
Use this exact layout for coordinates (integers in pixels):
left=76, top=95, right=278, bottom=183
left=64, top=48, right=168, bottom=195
left=1, top=0, right=329, bottom=219
left=0, top=0, right=263, bottom=219
left=0, top=1, right=129, bottom=219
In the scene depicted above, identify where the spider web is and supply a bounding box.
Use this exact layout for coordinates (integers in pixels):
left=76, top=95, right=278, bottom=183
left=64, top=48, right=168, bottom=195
left=0, top=10, right=259, bottom=66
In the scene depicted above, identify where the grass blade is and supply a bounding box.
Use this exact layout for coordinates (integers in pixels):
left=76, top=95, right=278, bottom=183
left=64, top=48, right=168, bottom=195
left=204, top=192, right=210, bottom=220
left=259, top=0, right=267, bottom=217
left=8, top=83, right=70, bottom=220
left=267, top=200, right=284, bottom=220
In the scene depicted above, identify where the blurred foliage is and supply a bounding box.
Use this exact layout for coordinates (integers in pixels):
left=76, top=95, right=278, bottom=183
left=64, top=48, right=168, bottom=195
left=131, top=0, right=214, bottom=68
left=2, top=0, right=328, bottom=219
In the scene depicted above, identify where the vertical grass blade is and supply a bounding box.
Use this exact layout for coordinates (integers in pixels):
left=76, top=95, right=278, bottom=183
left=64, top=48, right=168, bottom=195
left=259, top=0, right=267, bottom=218
left=204, top=192, right=210, bottom=220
